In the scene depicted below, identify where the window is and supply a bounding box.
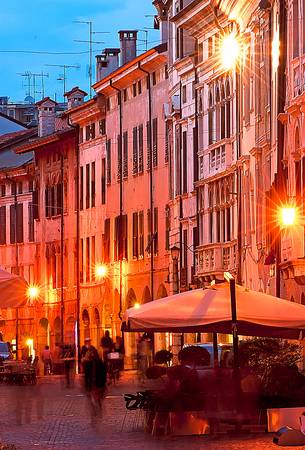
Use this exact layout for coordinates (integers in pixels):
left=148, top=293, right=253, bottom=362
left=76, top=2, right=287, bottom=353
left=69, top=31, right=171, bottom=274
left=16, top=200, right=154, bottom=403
left=85, top=125, right=91, bottom=141
left=86, top=164, right=90, bottom=209
left=80, top=238, right=84, bottom=283
left=293, top=0, right=299, bottom=58
left=138, top=80, right=142, bottom=94
left=182, top=85, right=187, bottom=103
left=165, top=122, right=169, bottom=163
left=106, top=98, right=110, bottom=111
left=101, top=158, right=106, bottom=205
left=133, top=84, right=137, bottom=97
left=17, top=182, right=22, bottom=194
left=0, top=185, right=5, bottom=197
left=123, top=89, right=128, bottom=102
left=123, top=131, right=128, bottom=178
left=182, top=130, right=187, bottom=194
left=91, top=161, right=95, bottom=208
left=104, top=218, right=110, bottom=263
left=183, top=229, right=188, bottom=269
left=146, top=121, right=151, bottom=170
left=106, top=139, right=111, bottom=184
left=139, top=211, right=144, bottom=258
left=86, top=237, right=90, bottom=282
left=10, top=203, right=23, bottom=244
left=90, top=123, right=95, bottom=139
left=165, top=64, right=169, bottom=79
left=152, top=72, right=157, bottom=86
left=117, top=134, right=122, bottom=181
left=114, top=214, right=128, bottom=260
left=0, top=206, right=6, bottom=244
left=99, top=119, right=106, bottom=135
left=132, top=212, right=138, bottom=258
left=80, top=166, right=84, bottom=210
left=208, top=36, right=213, bottom=57
left=11, top=183, right=16, bottom=196
left=28, top=203, right=34, bottom=242
left=152, top=118, right=158, bottom=167
left=133, top=127, right=138, bottom=174
left=138, top=124, right=144, bottom=173
left=56, top=183, right=63, bottom=215
left=165, top=205, right=170, bottom=250
left=28, top=180, right=33, bottom=192
left=154, top=207, right=158, bottom=255
left=147, top=209, right=152, bottom=254
left=91, top=236, right=95, bottom=280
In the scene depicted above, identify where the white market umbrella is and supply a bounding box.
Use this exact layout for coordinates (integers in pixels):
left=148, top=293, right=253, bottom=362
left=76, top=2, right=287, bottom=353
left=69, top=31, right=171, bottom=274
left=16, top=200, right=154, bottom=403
left=123, top=282, right=305, bottom=340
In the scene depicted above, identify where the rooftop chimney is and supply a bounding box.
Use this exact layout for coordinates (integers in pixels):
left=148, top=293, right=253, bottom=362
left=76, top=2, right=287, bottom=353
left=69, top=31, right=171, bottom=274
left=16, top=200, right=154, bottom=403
left=96, top=48, right=120, bottom=82
left=119, top=30, right=138, bottom=66
left=36, top=97, right=57, bottom=137
left=64, top=87, right=87, bottom=109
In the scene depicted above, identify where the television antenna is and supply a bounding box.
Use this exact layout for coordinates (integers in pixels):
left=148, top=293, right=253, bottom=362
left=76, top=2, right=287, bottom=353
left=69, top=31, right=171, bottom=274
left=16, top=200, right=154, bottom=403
left=45, top=63, right=79, bottom=101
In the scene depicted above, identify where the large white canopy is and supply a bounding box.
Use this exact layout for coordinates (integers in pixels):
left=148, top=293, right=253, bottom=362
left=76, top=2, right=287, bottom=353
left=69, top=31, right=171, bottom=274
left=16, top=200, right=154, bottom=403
left=0, top=268, right=28, bottom=308
left=123, top=283, right=305, bottom=339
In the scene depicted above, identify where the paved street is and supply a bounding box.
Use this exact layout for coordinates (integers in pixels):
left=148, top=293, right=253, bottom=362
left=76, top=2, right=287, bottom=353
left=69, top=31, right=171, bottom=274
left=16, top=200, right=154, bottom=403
left=0, top=371, right=296, bottom=450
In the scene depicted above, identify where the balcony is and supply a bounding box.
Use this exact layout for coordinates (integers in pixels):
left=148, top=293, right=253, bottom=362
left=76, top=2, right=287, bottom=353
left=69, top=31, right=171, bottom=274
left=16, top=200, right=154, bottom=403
left=195, top=240, right=238, bottom=282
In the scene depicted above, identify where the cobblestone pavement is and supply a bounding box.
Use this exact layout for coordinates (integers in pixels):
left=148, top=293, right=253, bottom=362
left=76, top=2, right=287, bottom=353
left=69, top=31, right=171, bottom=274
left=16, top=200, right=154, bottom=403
left=0, top=371, right=300, bottom=450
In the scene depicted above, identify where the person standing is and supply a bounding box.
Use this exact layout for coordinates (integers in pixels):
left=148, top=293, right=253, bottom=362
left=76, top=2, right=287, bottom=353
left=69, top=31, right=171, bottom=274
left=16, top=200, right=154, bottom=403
left=81, top=338, right=98, bottom=391
left=41, top=345, right=52, bottom=375
left=100, top=331, right=113, bottom=362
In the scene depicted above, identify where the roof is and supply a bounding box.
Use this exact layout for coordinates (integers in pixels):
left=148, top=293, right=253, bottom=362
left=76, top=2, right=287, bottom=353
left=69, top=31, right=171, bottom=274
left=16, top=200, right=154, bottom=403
left=0, top=148, right=33, bottom=171
left=0, top=112, right=28, bottom=135
left=0, top=128, right=37, bottom=149
left=93, top=43, right=167, bottom=90
left=36, top=97, right=57, bottom=107
left=14, top=127, right=75, bottom=154
left=64, top=86, right=88, bottom=97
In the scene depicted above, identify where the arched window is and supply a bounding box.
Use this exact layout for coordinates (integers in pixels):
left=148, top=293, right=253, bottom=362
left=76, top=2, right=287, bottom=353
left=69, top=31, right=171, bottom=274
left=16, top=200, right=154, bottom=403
left=221, top=84, right=226, bottom=139
left=208, top=89, right=214, bottom=145
left=225, top=79, right=231, bottom=138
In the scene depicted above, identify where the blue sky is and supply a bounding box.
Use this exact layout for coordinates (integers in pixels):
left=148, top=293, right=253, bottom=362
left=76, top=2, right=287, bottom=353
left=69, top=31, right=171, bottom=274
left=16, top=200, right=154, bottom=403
left=0, top=0, right=159, bottom=103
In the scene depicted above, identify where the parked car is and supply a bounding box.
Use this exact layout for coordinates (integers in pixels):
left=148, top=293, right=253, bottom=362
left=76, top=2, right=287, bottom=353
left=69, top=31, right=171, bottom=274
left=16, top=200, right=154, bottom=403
left=0, top=341, right=12, bottom=361
left=182, top=342, right=233, bottom=368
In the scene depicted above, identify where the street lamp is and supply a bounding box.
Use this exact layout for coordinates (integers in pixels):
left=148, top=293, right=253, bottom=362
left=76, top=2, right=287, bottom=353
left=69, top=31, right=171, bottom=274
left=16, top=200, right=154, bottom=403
left=95, top=263, right=108, bottom=280
left=134, top=302, right=140, bottom=309
left=280, top=206, right=297, bottom=227
left=27, top=285, right=40, bottom=301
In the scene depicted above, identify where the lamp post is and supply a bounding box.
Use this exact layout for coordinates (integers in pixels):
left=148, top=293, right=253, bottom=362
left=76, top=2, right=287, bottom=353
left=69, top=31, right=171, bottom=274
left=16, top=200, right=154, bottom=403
left=171, top=245, right=182, bottom=363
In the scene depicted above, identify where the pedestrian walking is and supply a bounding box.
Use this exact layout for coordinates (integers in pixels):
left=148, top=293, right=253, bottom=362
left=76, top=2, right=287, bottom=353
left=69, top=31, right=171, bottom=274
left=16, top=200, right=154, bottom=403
left=100, top=330, right=113, bottom=362
left=41, top=345, right=52, bottom=375
left=81, top=338, right=98, bottom=391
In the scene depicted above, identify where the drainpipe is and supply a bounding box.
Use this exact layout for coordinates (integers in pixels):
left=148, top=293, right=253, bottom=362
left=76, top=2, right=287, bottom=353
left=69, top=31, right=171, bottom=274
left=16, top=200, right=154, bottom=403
left=138, top=63, right=154, bottom=302
left=60, top=153, right=64, bottom=343
left=67, top=118, right=80, bottom=370
left=275, top=0, right=287, bottom=298
left=236, top=52, right=242, bottom=285
left=110, top=80, right=123, bottom=320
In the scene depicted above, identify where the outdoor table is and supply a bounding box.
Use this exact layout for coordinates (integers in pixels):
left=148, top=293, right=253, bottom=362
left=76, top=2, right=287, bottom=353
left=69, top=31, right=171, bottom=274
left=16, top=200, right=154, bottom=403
left=0, top=361, right=36, bottom=385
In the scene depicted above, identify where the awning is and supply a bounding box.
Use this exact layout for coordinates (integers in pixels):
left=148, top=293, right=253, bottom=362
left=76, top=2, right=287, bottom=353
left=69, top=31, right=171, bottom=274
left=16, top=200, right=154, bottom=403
left=0, top=268, right=28, bottom=308
left=123, top=283, right=305, bottom=339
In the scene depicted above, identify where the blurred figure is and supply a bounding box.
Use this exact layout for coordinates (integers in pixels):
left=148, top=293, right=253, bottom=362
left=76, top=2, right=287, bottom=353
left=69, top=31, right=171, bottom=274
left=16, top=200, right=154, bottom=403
left=137, top=334, right=151, bottom=384
left=113, top=336, right=125, bottom=372
left=52, top=342, right=62, bottom=375
left=61, top=344, right=75, bottom=388
left=41, top=345, right=52, bottom=375
left=100, top=331, right=113, bottom=362
left=81, top=338, right=98, bottom=391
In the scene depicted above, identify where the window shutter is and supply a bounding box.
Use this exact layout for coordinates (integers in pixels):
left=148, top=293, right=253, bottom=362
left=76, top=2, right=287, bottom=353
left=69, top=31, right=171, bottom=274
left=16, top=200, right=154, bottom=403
left=165, top=122, right=169, bottom=163
left=86, top=163, right=90, bottom=209
left=106, top=139, right=111, bottom=184
left=10, top=204, right=16, bottom=244
left=16, top=203, right=23, bottom=243
left=165, top=205, right=170, bottom=251
left=91, top=161, right=95, bottom=208
left=117, top=134, right=122, bottom=181
left=32, top=190, right=39, bottom=219
left=123, top=131, right=128, bottom=178
left=132, top=212, right=138, bottom=258
left=123, top=214, right=128, bottom=260
left=56, top=183, right=62, bottom=215
left=80, top=167, right=84, bottom=210
left=138, top=124, right=144, bottom=173
left=28, top=203, right=34, bottom=242
left=139, top=211, right=144, bottom=258
left=114, top=216, right=119, bottom=261
left=152, top=117, right=158, bottom=167
left=146, top=121, right=151, bottom=170
left=133, top=126, right=138, bottom=174
left=101, top=158, right=106, bottom=205
left=0, top=206, right=6, bottom=244
left=153, top=207, right=158, bottom=255
left=182, top=130, right=187, bottom=194
left=147, top=208, right=151, bottom=253
left=104, top=218, right=110, bottom=263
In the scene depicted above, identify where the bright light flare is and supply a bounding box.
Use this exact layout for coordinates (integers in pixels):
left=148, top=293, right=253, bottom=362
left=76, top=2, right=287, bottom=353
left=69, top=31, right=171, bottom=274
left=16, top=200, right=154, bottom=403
left=95, top=264, right=108, bottom=279
left=280, top=207, right=296, bottom=227
left=27, top=285, right=40, bottom=299
left=134, top=302, right=140, bottom=309
left=220, top=33, right=240, bottom=70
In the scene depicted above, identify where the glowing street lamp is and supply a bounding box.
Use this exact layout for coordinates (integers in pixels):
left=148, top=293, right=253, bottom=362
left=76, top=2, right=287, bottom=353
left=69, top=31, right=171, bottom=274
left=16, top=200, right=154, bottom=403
left=220, top=32, right=240, bottom=70
left=95, top=264, right=108, bottom=280
left=280, top=207, right=296, bottom=227
left=134, top=302, right=140, bottom=309
left=27, top=285, right=40, bottom=300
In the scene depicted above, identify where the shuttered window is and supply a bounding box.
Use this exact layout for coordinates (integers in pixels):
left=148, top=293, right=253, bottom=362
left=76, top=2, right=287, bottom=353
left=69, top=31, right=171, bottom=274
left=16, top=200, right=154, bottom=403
left=80, top=167, right=84, bottom=210
left=165, top=205, right=170, bottom=251
left=123, top=131, right=128, bottom=178
left=146, top=121, right=151, bottom=170
left=154, top=207, right=158, bottom=255
left=101, top=158, right=106, bottom=205
left=152, top=117, right=158, bottom=167
left=182, top=130, right=187, bottom=194
left=122, top=214, right=128, bottom=260
left=104, top=218, right=110, bottom=263
left=114, top=216, right=120, bottom=261
left=133, top=127, right=138, bottom=174
left=28, top=203, right=34, bottom=242
left=147, top=208, right=151, bottom=254
left=86, top=236, right=90, bottom=282
left=16, top=203, right=23, bottom=243
left=91, top=161, right=95, bottom=208
left=0, top=206, right=6, bottom=244
left=132, top=212, right=138, bottom=258
left=138, top=124, right=144, bottom=173
left=117, top=134, right=122, bottom=181
left=165, top=122, right=169, bottom=163
left=139, top=211, right=144, bottom=258
left=10, top=204, right=16, bottom=244
left=106, top=139, right=111, bottom=184
left=80, top=238, right=84, bottom=283
left=56, top=183, right=63, bottom=216
left=86, top=163, right=90, bottom=209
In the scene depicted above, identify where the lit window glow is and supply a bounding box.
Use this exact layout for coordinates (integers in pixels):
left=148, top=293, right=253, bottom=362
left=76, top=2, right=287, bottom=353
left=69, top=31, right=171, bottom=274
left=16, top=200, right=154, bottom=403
left=95, top=264, right=108, bottom=279
left=220, top=33, right=240, bottom=70
left=280, top=207, right=296, bottom=226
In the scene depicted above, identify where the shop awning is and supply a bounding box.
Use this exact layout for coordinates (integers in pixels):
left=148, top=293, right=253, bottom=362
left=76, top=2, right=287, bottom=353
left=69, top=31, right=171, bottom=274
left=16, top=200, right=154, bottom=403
left=0, top=268, right=28, bottom=308
left=122, top=283, right=305, bottom=339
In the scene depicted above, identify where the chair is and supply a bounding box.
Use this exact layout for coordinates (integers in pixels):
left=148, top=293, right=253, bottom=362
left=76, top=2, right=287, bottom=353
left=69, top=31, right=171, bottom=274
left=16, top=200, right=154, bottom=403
left=121, top=393, right=143, bottom=432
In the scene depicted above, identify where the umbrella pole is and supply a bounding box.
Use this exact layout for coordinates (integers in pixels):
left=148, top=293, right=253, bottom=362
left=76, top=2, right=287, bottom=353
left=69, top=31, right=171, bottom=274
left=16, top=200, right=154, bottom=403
left=225, top=272, right=239, bottom=369
left=213, top=333, right=218, bottom=368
